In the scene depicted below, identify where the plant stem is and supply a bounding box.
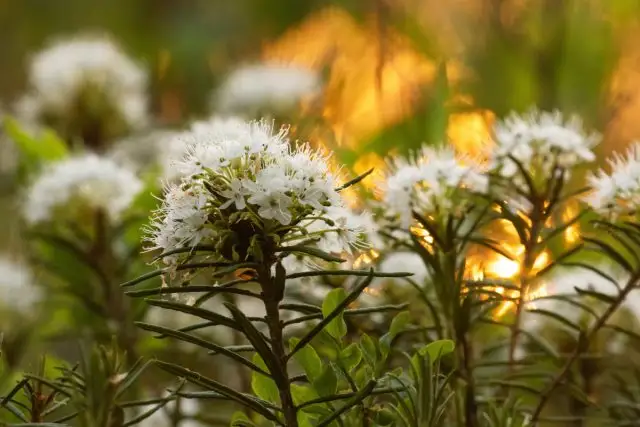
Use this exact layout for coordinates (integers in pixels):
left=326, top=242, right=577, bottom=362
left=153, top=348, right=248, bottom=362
left=92, top=210, right=137, bottom=367
left=260, top=265, right=298, bottom=427
left=460, top=336, right=479, bottom=427
left=508, top=205, right=544, bottom=371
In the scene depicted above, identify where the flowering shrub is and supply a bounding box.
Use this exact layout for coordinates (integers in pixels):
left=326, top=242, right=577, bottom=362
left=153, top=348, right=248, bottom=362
left=147, top=119, right=372, bottom=268
left=16, top=34, right=148, bottom=150
left=5, top=27, right=640, bottom=427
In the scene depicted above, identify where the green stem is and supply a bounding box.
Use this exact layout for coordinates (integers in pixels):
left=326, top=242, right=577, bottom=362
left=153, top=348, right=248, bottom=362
left=92, top=210, right=138, bottom=367
left=260, top=265, right=298, bottom=427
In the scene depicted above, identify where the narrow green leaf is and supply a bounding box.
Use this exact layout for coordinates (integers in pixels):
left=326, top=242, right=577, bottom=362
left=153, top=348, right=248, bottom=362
left=126, top=286, right=260, bottom=299
left=121, top=261, right=234, bottom=288
left=278, top=245, right=345, bottom=263
left=289, top=270, right=376, bottom=359
left=224, top=302, right=281, bottom=379
left=135, top=322, right=268, bottom=375
left=115, top=358, right=153, bottom=398
left=316, top=380, right=377, bottom=427
left=145, top=299, right=240, bottom=331
left=528, top=308, right=583, bottom=332
left=574, top=287, right=617, bottom=304
left=335, top=168, right=374, bottom=192
left=155, top=361, right=280, bottom=423
left=286, top=270, right=411, bottom=280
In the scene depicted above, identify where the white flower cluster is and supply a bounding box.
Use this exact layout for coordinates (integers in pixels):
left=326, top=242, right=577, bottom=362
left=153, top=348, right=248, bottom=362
left=489, top=110, right=598, bottom=186
left=215, top=63, right=320, bottom=113
left=147, top=119, right=372, bottom=265
left=376, top=251, right=429, bottom=287
left=24, top=154, right=143, bottom=224
left=109, top=130, right=182, bottom=177
left=383, top=147, right=488, bottom=227
left=18, top=34, right=148, bottom=129
left=0, top=257, right=40, bottom=313
left=586, top=143, right=640, bottom=218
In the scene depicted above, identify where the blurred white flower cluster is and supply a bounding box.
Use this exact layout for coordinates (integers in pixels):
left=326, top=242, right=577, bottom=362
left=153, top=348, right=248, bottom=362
left=376, top=251, right=428, bottom=287
left=383, top=147, right=488, bottom=227
left=17, top=34, right=148, bottom=131
left=489, top=110, right=599, bottom=189
left=23, top=154, right=143, bottom=224
left=146, top=118, right=373, bottom=265
left=586, top=142, right=640, bottom=218
left=0, top=257, right=40, bottom=314
left=216, top=63, right=320, bottom=114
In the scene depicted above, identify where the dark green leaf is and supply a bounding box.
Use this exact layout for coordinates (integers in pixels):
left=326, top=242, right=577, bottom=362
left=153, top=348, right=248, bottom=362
left=144, top=299, right=240, bottom=331
left=278, top=246, right=345, bottom=263
left=135, top=322, right=267, bottom=375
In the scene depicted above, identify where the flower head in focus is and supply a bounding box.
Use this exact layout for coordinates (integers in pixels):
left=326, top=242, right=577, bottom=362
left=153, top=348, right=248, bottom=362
left=488, top=109, right=599, bottom=196
left=23, top=154, right=143, bottom=224
left=585, top=142, right=640, bottom=219
left=383, top=146, right=488, bottom=227
left=17, top=34, right=148, bottom=148
left=146, top=119, right=371, bottom=266
left=0, top=257, right=40, bottom=314
left=215, top=63, right=321, bottom=115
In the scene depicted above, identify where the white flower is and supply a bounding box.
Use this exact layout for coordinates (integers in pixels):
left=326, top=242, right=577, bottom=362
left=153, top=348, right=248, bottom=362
left=489, top=109, right=599, bottom=185
left=146, top=184, right=213, bottom=264
left=175, top=119, right=289, bottom=178
left=383, top=147, right=488, bottom=227
left=215, top=63, right=320, bottom=113
left=20, top=34, right=148, bottom=130
left=0, top=257, right=40, bottom=313
left=219, top=179, right=249, bottom=210
left=109, top=130, right=182, bottom=178
left=23, top=154, right=143, bottom=224
left=307, top=206, right=370, bottom=255
left=585, top=142, right=640, bottom=218
left=147, top=119, right=367, bottom=265
left=375, top=251, right=428, bottom=287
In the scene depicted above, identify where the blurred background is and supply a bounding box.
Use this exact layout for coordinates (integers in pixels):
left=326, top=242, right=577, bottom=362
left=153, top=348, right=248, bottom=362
left=2, top=0, right=640, bottom=150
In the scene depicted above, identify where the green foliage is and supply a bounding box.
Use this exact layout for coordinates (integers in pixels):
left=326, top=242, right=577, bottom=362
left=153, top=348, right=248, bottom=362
left=321, top=289, right=348, bottom=340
